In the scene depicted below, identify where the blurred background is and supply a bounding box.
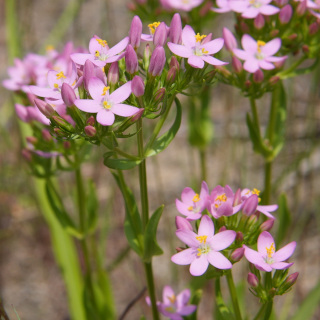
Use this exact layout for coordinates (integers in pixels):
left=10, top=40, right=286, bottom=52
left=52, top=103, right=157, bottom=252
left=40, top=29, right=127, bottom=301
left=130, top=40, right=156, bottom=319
left=0, top=0, right=320, bottom=319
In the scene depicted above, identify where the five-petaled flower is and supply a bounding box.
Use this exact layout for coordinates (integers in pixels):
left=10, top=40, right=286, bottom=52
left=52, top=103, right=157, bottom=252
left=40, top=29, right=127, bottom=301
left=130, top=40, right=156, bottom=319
left=243, top=231, right=296, bottom=272
left=168, top=25, right=227, bottom=69
left=171, top=215, right=236, bottom=276
left=231, top=0, right=280, bottom=19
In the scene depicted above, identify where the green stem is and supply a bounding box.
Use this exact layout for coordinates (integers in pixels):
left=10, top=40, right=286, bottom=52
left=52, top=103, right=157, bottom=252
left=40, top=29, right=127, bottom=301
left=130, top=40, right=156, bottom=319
left=253, top=304, right=267, bottom=320
left=249, top=97, right=262, bottom=142
left=277, top=56, right=307, bottom=78
left=136, top=118, right=160, bottom=320
left=263, top=161, right=272, bottom=205
left=263, top=301, right=273, bottom=320
left=226, top=270, right=243, bottom=320
left=199, top=149, right=207, bottom=182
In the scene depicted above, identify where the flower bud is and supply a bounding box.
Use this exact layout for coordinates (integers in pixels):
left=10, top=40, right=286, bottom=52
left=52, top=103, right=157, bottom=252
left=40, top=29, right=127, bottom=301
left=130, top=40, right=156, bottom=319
left=218, top=226, right=227, bottom=233
left=309, top=22, right=320, bottom=35
left=288, top=33, right=297, bottom=41
left=154, top=22, right=167, bottom=47
left=149, top=46, right=166, bottom=76
left=302, top=45, right=309, bottom=54
left=235, top=231, right=244, bottom=243
left=203, top=70, right=216, bottom=83
left=61, top=83, right=76, bottom=106
left=86, top=116, right=95, bottom=126
left=125, top=44, right=138, bottom=74
left=169, top=56, right=180, bottom=70
left=166, top=67, right=177, bottom=85
left=42, top=129, right=52, bottom=142
left=242, top=195, right=258, bottom=216
left=222, top=27, right=237, bottom=52
left=254, top=14, right=265, bottom=29
left=270, top=29, right=279, bottom=37
left=34, top=98, right=55, bottom=118
left=52, top=116, right=74, bottom=132
left=260, top=219, right=275, bottom=232
left=286, top=272, right=299, bottom=286
left=231, top=247, right=245, bottom=262
left=232, top=56, right=242, bottom=73
left=233, top=188, right=242, bottom=206
left=269, top=76, right=280, bottom=85
left=175, top=216, right=193, bottom=231
left=84, top=125, right=96, bottom=137
left=26, top=136, right=38, bottom=145
left=202, top=33, right=212, bottom=45
left=216, top=66, right=231, bottom=78
left=279, top=5, right=292, bottom=24
left=247, top=272, right=259, bottom=288
left=153, top=88, right=166, bottom=104
left=245, top=80, right=252, bottom=89
left=175, top=247, right=185, bottom=253
left=253, top=69, right=264, bottom=83
left=169, top=13, right=182, bottom=44
left=143, top=44, right=151, bottom=70
left=240, top=21, right=250, bottom=33
left=63, top=141, right=71, bottom=149
left=200, top=0, right=212, bottom=16
left=53, top=127, right=65, bottom=136
left=107, top=62, right=119, bottom=85
left=130, top=108, right=144, bottom=123
left=129, top=15, right=142, bottom=49
left=296, top=0, right=307, bottom=16
left=132, top=75, right=145, bottom=97
left=22, top=148, right=32, bottom=162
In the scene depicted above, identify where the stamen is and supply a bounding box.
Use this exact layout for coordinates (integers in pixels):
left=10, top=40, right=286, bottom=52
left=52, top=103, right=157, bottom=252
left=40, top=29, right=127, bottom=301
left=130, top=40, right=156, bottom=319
left=214, top=193, right=227, bottom=208
left=197, top=245, right=210, bottom=256
left=196, top=235, right=207, bottom=244
left=188, top=206, right=193, bottom=211
left=252, top=188, right=261, bottom=202
left=54, top=83, right=59, bottom=89
left=165, top=306, right=175, bottom=312
left=167, top=295, right=176, bottom=304
left=257, top=40, right=266, bottom=53
left=46, top=45, right=54, bottom=51
left=56, top=71, right=66, bottom=80
left=192, top=194, right=200, bottom=202
left=195, top=33, right=207, bottom=43
left=266, top=243, right=275, bottom=258
left=102, top=86, right=110, bottom=96
left=103, top=101, right=112, bottom=109
left=96, top=39, right=108, bottom=47
left=148, top=22, right=160, bottom=34
left=202, top=48, right=209, bottom=54
left=95, top=50, right=100, bottom=57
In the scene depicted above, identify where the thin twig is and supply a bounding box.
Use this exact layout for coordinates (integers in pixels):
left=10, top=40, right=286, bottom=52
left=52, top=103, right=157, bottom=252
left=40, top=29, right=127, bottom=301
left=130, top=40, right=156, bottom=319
left=119, top=287, right=147, bottom=320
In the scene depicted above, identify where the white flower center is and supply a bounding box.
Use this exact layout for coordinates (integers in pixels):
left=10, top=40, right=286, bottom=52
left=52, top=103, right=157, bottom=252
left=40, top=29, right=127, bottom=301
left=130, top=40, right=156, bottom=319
left=249, top=0, right=262, bottom=8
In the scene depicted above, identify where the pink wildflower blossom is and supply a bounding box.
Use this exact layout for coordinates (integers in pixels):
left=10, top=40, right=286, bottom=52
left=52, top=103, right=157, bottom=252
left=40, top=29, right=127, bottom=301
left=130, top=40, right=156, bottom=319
left=231, top=0, right=280, bottom=18
left=146, top=286, right=196, bottom=320
left=175, top=181, right=209, bottom=220
left=212, top=0, right=245, bottom=13
left=294, top=0, right=320, bottom=18
left=74, top=78, right=139, bottom=126
left=166, top=0, right=204, bottom=11
left=243, top=231, right=296, bottom=272
left=168, top=25, right=227, bottom=69
left=233, top=35, right=287, bottom=73
left=171, top=215, right=236, bottom=276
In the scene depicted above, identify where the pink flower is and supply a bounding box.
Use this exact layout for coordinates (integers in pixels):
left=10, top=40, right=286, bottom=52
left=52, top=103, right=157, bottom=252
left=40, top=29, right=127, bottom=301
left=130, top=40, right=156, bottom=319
left=233, top=35, right=287, bottom=73
left=175, top=181, right=209, bottom=220
left=212, top=0, right=245, bottom=13
left=294, top=0, right=320, bottom=18
left=166, top=0, right=204, bottom=11
left=146, top=286, right=196, bottom=320
left=74, top=78, right=139, bottom=126
left=71, top=35, right=128, bottom=67
left=171, top=215, right=236, bottom=276
left=243, top=231, right=296, bottom=272
left=231, top=0, right=280, bottom=18
left=168, top=25, right=227, bottom=69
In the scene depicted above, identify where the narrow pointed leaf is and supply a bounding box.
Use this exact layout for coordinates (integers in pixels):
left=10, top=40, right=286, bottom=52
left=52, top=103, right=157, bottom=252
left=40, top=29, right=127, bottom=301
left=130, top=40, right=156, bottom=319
left=86, top=180, right=99, bottom=234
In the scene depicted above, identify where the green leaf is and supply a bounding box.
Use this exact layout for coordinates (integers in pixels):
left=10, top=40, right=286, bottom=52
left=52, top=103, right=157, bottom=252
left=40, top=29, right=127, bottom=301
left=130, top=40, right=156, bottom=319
left=275, top=193, right=291, bottom=246
left=143, top=205, right=164, bottom=262
left=86, top=180, right=99, bottom=234
left=45, top=180, right=83, bottom=238
left=144, top=98, right=182, bottom=157
left=112, top=173, right=143, bottom=256
left=103, top=154, right=142, bottom=170
left=185, top=289, right=203, bottom=320
left=290, top=281, right=320, bottom=320
left=215, top=278, right=235, bottom=320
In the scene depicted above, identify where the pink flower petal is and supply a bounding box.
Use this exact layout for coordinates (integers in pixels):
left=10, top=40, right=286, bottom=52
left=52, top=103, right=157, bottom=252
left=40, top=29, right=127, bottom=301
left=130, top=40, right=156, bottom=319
left=112, top=103, right=139, bottom=117
left=74, top=99, right=101, bottom=113
left=260, top=4, right=280, bottom=16
left=202, top=55, right=228, bottom=66
left=176, top=199, right=193, bottom=217
left=188, top=55, right=205, bottom=68
left=71, top=53, right=94, bottom=66
left=257, top=231, right=275, bottom=255
left=179, top=305, right=197, bottom=316
left=256, top=205, right=276, bottom=219
left=171, top=248, right=196, bottom=265
left=210, top=230, right=236, bottom=251
left=201, top=38, right=224, bottom=54
left=243, top=59, right=259, bottom=73
left=96, top=109, right=115, bottom=126
left=207, top=251, right=232, bottom=269
left=198, top=215, right=214, bottom=236
left=244, top=245, right=271, bottom=270
left=176, top=230, right=199, bottom=247
left=259, top=60, right=275, bottom=70
left=176, top=289, right=191, bottom=306
left=181, top=187, right=196, bottom=205
left=242, top=35, right=257, bottom=54
left=242, top=7, right=259, bottom=18
left=162, top=286, right=175, bottom=304
left=270, top=262, right=293, bottom=270
left=107, top=37, right=129, bottom=58
left=273, top=241, right=296, bottom=262
left=110, top=81, right=132, bottom=104
left=261, top=38, right=281, bottom=56
left=233, top=48, right=250, bottom=61
left=182, top=25, right=196, bottom=48
left=88, top=77, right=106, bottom=101
left=167, top=43, right=192, bottom=58
left=190, top=255, right=209, bottom=276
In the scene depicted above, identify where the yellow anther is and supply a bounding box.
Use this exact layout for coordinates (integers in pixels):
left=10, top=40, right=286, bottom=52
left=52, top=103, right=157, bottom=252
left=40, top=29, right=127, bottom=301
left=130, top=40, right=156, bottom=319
left=103, top=101, right=111, bottom=109
left=196, top=235, right=207, bottom=244
left=188, top=206, right=193, bottom=211
left=165, top=306, right=175, bottom=312
left=202, top=48, right=209, bottom=54
left=252, top=188, right=260, bottom=195
left=214, top=193, right=227, bottom=208
left=71, top=80, right=76, bottom=86
left=56, top=71, right=66, bottom=80
left=266, top=243, right=275, bottom=258
left=197, top=248, right=202, bottom=256
left=192, top=194, right=200, bottom=203
left=195, top=33, right=207, bottom=43
left=102, top=86, right=110, bottom=96
left=167, top=295, right=176, bottom=304
left=96, top=39, right=108, bottom=47
left=46, top=45, right=54, bottom=51
left=54, top=83, right=59, bottom=89
left=95, top=50, right=100, bottom=57
left=257, top=40, right=266, bottom=53
left=148, top=22, right=161, bottom=34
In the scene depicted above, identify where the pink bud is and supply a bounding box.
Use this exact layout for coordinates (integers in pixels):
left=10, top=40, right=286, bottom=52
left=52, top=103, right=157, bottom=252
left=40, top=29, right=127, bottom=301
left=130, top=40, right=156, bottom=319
left=84, top=125, right=96, bottom=137
left=242, top=195, right=259, bottom=216
left=166, top=67, right=177, bottom=85
left=260, top=219, right=275, bottom=232
left=233, top=188, right=242, bottom=206
left=253, top=69, right=264, bottom=83
left=107, top=62, right=119, bottom=85
left=61, top=83, right=76, bottom=106
left=286, top=272, right=299, bottom=286
left=222, top=28, right=237, bottom=52
left=149, top=46, right=166, bottom=76
left=153, top=88, right=166, bottom=104
left=236, top=231, right=244, bottom=242
left=270, top=29, right=279, bottom=37
left=231, top=247, right=245, bottom=262
left=83, top=59, right=95, bottom=90
left=279, top=5, right=292, bottom=24
left=63, top=141, right=71, bottom=149
left=248, top=273, right=259, bottom=287
left=169, top=56, right=180, bottom=70
left=169, top=13, right=182, bottom=44
left=296, top=0, right=307, bottom=16
left=302, top=45, right=309, bottom=54
left=125, top=44, right=138, bottom=74
left=199, top=0, right=212, bottom=17
left=86, top=116, right=95, bottom=126
left=154, top=22, right=168, bottom=47
left=42, top=129, right=52, bottom=142
left=202, top=33, right=212, bottom=45
left=130, top=108, right=144, bottom=123
left=132, top=75, right=145, bottom=97
left=143, top=44, right=151, bottom=70
left=22, top=148, right=32, bottom=162
left=240, top=21, right=250, bottom=33
left=254, top=14, right=265, bottom=29
left=129, top=16, right=142, bottom=49
left=26, top=136, right=38, bottom=145
left=245, top=80, right=252, bottom=89
left=34, top=98, right=55, bottom=118
left=175, top=216, right=193, bottom=231
left=218, top=226, right=227, bottom=233
left=269, top=76, right=280, bottom=85
left=309, top=22, right=320, bottom=35
left=232, top=56, right=242, bottom=73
